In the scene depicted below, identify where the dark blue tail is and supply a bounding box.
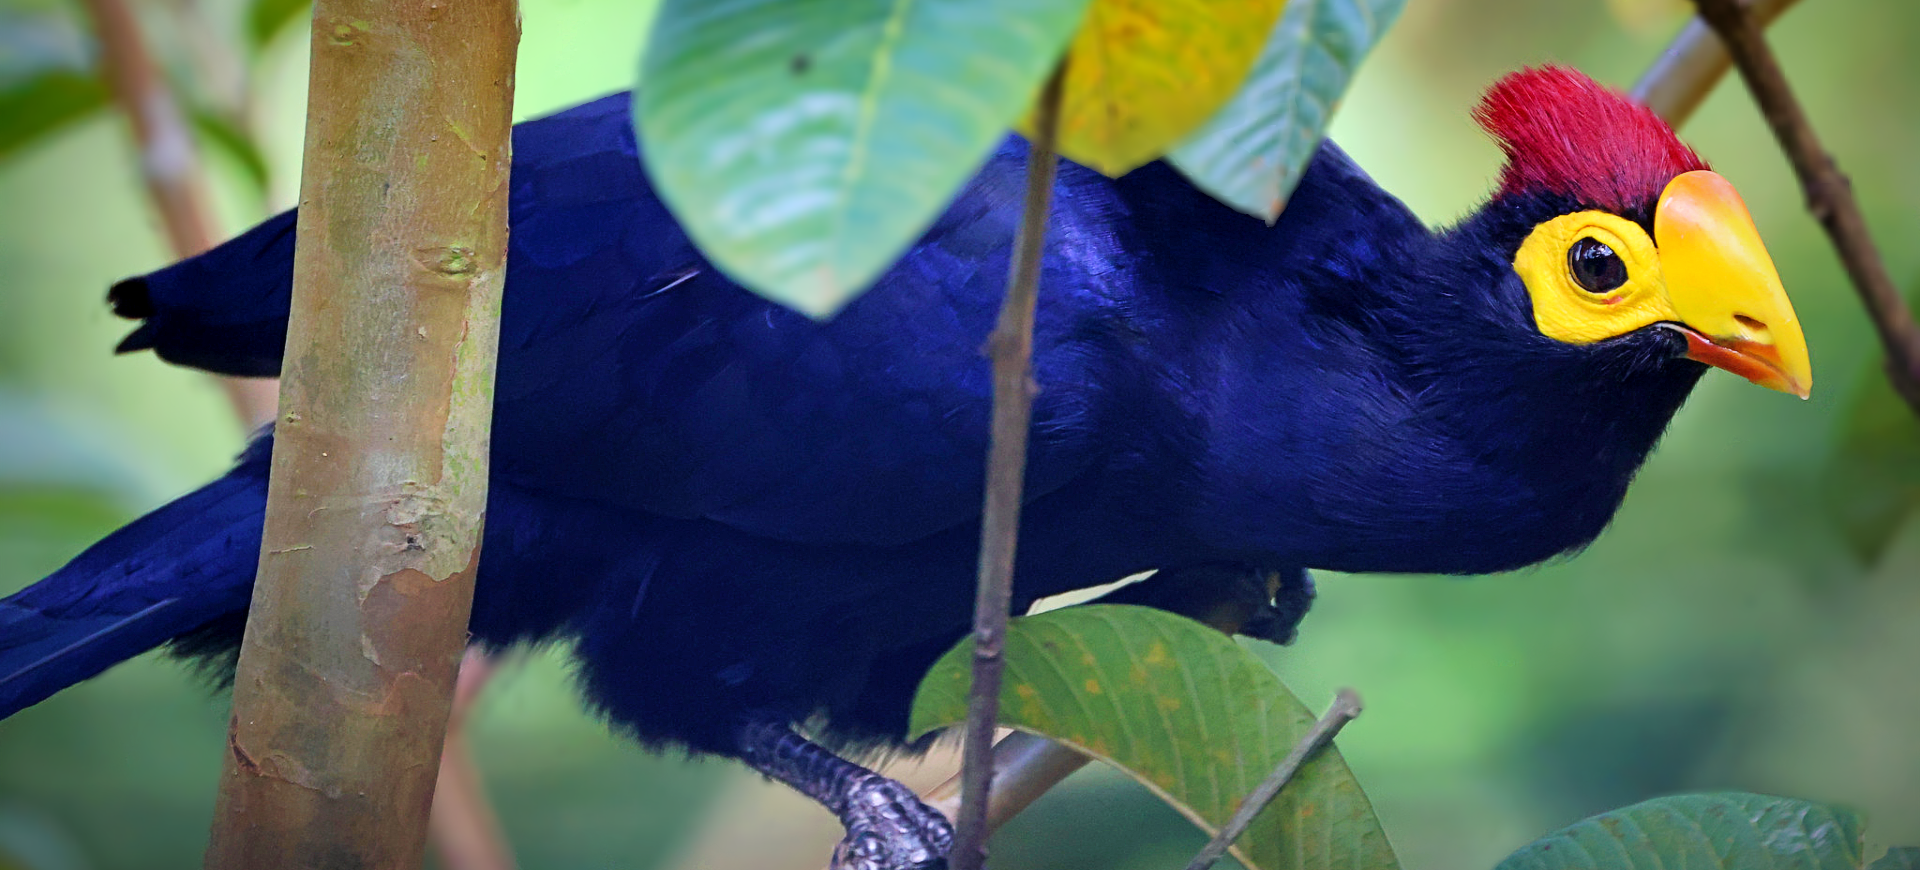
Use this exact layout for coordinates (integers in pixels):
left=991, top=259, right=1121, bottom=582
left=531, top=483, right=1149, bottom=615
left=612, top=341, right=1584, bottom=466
left=0, top=444, right=269, bottom=718
left=109, top=208, right=296, bottom=377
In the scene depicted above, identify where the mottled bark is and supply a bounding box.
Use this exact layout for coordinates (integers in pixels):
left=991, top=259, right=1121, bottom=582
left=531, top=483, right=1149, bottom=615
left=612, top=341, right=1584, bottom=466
left=203, top=0, right=519, bottom=866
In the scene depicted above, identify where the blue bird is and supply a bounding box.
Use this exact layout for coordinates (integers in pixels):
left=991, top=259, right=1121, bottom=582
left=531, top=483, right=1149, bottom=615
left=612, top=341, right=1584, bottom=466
left=0, top=66, right=1808, bottom=869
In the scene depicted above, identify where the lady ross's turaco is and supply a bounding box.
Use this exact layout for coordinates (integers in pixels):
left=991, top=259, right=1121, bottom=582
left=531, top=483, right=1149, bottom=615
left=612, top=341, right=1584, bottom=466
left=0, top=67, right=1809, bottom=869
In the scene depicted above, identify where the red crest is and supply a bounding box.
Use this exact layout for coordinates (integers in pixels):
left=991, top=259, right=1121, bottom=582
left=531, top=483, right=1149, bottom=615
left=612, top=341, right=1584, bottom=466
left=1474, top=65, right=1707, bottom=211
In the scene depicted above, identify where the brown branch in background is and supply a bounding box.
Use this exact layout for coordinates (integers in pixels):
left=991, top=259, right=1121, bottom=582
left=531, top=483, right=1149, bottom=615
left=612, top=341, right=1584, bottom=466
left=76, top=0, right=279, bottom=428
left=923, top=730, right=1086, bottom=836
left=1689, top=0, right=1920, bottom=414
left=160, top=0, right=251, bottom=126
left=202, top=0, right=519, bottom=864
left=429, top=650, right=516, bottom=870
left=76, top=0, right=215, bottom=259
left=1180, top=690, right=1363, bottom=870
left=950, top=61, right=1069, bottom=870
left=1631, top=0, right=1801, bottom=126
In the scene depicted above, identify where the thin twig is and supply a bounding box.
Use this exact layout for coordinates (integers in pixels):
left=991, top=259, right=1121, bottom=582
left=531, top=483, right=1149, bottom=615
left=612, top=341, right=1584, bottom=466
left=1691, top=0, right=1920, bottom=413
left=949, top=61, right=1069, bottom=870
left=1630, top=0, right=1801, bottom=127
left=1180, top=689, right=1364, bottom=870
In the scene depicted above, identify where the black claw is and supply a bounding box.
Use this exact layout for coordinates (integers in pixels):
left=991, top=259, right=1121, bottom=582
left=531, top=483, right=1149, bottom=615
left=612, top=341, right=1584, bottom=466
left=833, top=774, right=952, bottom=870
left=736, top=719, right=956, bottom=870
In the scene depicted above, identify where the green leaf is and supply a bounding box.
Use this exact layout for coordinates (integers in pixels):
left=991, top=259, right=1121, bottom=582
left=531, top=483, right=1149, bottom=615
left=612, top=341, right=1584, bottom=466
left=1033, top=0, right=1287, bottom=177
left=1871, top=847, right=1920, bottom=870
left=0, top=71, right=106, bottom=162
left=246, top=0, right=311, bottom=51
left=1495, top=792, right=1866, bottom=870
left=0, top=6, right=95, bottom=84
left=638, top=0, right=1092, bottom=318
left=1169, top=0, right=1404, bottom=222
left=190, top=107, right=271, bottom=198
left=1820, top=358, right=1920, bottom=565
left=0, top=8, right=107, bottom=163
left=909, top=605, right=1399, bottom=870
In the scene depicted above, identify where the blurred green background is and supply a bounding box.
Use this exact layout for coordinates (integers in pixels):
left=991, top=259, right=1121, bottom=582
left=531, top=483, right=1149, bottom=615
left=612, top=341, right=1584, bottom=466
left=2, top=0, right=1917, bottom=868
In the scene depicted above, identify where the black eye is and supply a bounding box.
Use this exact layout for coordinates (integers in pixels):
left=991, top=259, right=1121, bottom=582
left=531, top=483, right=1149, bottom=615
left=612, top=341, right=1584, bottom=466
left=1568, top=237, right=1628, bottom=293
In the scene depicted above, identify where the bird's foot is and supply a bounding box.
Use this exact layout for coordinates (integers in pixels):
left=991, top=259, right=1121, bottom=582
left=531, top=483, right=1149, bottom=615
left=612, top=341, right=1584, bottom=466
left=734, top=719, right=956, bottom=870
left=1242, top=566, right=1316, bottom=646
left=1094, top=563, right=1315, bottom=644
left=830, top=773, right=954, bottom=870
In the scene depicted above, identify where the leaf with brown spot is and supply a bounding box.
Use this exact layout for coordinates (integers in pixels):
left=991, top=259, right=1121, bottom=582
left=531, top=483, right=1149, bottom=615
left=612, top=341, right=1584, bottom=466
left=909, top=605, right=1398, bottom=870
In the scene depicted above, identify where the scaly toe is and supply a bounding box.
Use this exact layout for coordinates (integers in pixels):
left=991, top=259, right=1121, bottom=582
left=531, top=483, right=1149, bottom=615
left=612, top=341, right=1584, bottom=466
left=830, top=775, right=954, bottom=870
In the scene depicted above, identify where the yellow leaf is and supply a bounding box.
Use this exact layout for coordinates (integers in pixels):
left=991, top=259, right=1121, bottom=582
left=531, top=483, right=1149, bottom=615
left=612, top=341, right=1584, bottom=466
left=1030, top=0, right=1288, bottom=177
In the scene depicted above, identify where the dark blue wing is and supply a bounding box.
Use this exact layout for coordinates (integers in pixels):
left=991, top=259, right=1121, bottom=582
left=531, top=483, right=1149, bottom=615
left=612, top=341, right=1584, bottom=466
left=480, top=95, right=1145, bottom=545
left=112, top=93, right=1428, bottom=548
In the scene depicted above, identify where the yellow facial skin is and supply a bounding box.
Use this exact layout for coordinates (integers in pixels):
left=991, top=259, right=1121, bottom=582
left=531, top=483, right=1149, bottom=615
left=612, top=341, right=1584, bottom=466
left=1512, top=170, right=1812, bottom=397
left=1514, top=210, right=1674, bottom=344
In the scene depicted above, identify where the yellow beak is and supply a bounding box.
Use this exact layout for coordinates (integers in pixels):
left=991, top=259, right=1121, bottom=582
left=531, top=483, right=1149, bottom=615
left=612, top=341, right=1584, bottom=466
left=1654, top=170, right=1812, bottom=398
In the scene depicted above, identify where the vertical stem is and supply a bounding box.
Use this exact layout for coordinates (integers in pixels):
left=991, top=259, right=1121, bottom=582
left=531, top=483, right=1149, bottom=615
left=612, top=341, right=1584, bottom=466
left=202, top=0, right=519, bottom=866
left=1690, top=0, right=1920, bottom=413
left=949, top=62, right=1067, bottom=870
left=76, top=0, right=279, bottom=428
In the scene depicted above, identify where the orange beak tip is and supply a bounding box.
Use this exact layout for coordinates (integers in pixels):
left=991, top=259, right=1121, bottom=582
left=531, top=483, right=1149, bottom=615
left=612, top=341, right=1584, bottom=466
left=1668, top=324, right=1811, bottom=398
left=1655, top=171, right=1813, bottom=399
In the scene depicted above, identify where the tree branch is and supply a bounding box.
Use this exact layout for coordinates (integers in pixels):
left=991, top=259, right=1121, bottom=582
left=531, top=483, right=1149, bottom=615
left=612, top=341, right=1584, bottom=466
left=202, top=0, right=519, bottom=864
left=84, top=1, right=512, bottom=862
left=1630, top=0, right=1801, bottom=127
left=950, top=61, right=1068, bottom=870
left=1690, top=0, right=1920, bottom=413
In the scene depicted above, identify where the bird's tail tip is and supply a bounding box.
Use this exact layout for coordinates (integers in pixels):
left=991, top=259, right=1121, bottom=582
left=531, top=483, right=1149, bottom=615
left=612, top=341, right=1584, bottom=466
left=0, top=457, right=268, bottom=720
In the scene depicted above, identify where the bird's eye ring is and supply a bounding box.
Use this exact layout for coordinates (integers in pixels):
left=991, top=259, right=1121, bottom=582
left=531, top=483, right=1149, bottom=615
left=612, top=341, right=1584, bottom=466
left=1568, top=237, right=1628, bottom=294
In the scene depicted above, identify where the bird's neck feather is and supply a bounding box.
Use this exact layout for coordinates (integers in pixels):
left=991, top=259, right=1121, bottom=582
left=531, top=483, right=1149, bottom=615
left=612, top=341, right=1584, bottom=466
left=1162, top=209, right=1702, bottom=574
